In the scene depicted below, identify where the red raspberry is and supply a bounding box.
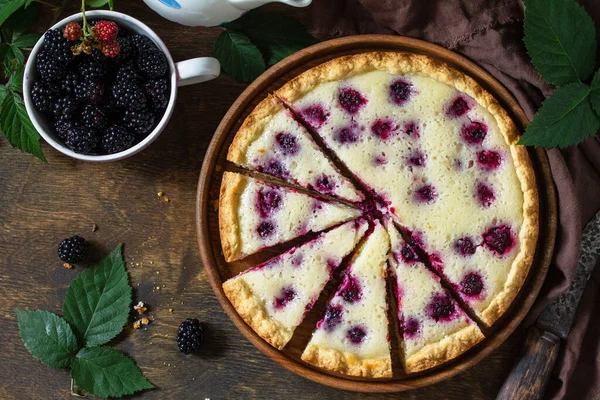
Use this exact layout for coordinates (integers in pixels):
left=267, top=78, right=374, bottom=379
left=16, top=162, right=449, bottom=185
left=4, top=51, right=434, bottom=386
left=63, top=21, right=82, bottom=41
left=93, top=20, right=119, bottom=44
left=101, top=41, right=120, bottom=58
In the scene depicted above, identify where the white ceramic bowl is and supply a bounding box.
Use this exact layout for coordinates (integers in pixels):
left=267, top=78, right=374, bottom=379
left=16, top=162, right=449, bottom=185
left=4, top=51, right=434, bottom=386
left=23, top=10, right=220, bottom=162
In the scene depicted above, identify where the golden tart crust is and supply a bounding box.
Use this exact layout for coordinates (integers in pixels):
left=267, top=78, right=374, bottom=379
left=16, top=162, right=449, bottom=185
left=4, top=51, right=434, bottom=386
left=302, top=343, right=392, bottom=378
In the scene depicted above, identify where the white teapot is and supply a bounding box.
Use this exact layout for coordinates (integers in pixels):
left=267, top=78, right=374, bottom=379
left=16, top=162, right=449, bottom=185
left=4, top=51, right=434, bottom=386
left=143, top=0, right=312, bottom=27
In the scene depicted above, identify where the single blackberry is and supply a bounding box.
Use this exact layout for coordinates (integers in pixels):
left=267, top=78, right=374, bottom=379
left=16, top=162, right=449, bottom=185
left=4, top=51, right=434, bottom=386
left=52, top=96, right=78, bottom=120
left=55, top=115, right=74, bottom=139
left=176, top=318, right=204, bottom=354
left=43, top=29, right=73, bottom=56
left=74, top=81, right=105, bottom=104
left=77, top=57, right=105, bottom=81
left=31, top=81, right=60, bottom=114
left=65, top=124, right=99, bottom=154
left=60, top=73, right=80, bottom=96
left=101, top=125, right=135, bottom=154
left=114, top=36, right=133, bottom=64
left=111, top=82, right=146, bottom=110
left=36, top=50, right=67, bottom=82
left=130, top=34, right=154, bottom=52
left=122, top=109, right=155, bottom=135
left=143, top=79, right=169, bottom=110
left=136, top=49, right=168, bottom=79
left=82, top=105, right=108, bottom=131
left=115, top=62, right=140, bottom=83
left=58, top=235, right=88, bottom=263
left=91, top=47, right=108, bottom=63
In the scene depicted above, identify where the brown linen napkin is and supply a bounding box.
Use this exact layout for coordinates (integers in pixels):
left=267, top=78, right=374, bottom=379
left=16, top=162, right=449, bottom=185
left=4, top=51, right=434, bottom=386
left=311, top=1, right=600, bottom=398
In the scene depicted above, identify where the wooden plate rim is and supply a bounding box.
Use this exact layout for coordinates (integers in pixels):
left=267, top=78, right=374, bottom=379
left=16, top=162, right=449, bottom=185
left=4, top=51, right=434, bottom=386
left=196, top=34, right=558, bottom=393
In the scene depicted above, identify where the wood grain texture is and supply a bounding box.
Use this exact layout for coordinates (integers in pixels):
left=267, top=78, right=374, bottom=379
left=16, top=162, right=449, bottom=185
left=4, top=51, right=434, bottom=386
left=495, top=327, right=560, bottom=400
left=0, top=2, right=554, bottom=399
left=197, top=35, right=558, bottom=392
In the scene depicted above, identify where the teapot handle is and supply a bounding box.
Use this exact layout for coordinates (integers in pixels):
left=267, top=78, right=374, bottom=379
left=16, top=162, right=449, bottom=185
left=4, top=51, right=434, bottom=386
left=175, top=57, right=220, bottom=87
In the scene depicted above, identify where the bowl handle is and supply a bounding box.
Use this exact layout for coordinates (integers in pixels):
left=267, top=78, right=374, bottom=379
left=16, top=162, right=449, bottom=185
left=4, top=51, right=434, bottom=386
left=175, top=57, right=220, bottom=87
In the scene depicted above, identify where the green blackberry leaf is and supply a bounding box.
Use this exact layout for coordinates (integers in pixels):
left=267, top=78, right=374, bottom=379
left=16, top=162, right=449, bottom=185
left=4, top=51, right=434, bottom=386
left=523, top=0, right=597, bottom=85
left=0, top=86, right=9, bottom=103
left=85, top=0, right=110, bottom=7
left=519, top=82, right=600, bottom=148
left=71, top=347, right=153, bottom=399
left=12, top=33, right=41, bottom=49
left=227, top=13, right=317, bottom=65
left=0, top=92, right=46, bottom=162
left=2, top=3, right=37, bottom=38
left=590, top=70, right=600, bottom=116
left=15, top=310, right=78, bottom=369
left=212, top=30, right=265, bottom=82
left=3, top=45, right=24, bottom=74
left=63, top=244, right=132, bottom=347
left=0, top=0, right=27, bottom=27
left=8, top=67, right=23, bottom=92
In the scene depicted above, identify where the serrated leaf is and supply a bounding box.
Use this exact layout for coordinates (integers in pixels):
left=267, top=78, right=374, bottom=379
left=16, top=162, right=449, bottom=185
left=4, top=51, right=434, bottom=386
left=227, top=13, right=317, bottom=65
left=8, top=67, right=23, bottom=92
left=63, top=244, right=132, bottom=347
left=519, top=82, right=600, bottom=148
left=523, top=0, right=597, bottom=85
left=589, top=70, right=600, bottom=116
left=3, top=45, right=24, bottom=74
left=0, top=0, right=27, bottom=27
left=71, top=347, right=153, bottom=399
left=0, top=92, right=46, bottom=162
left=12, top=33, right=41, bottom=49
left=2, top=3, right=37, bottom=36
left=212, top=30, right=265, bottom=82
left=15, top=310, right=78, bottom=369
left=0, top=86, right=9, bottom=103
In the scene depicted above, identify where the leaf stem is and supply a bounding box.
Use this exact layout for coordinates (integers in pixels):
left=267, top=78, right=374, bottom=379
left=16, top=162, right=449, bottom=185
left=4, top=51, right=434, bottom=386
left=70, top=378, right=86, bottom=398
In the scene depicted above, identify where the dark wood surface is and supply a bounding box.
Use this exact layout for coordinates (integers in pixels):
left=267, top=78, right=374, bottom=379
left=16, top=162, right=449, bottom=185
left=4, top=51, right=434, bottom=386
left=198, top=35, right=556, bottom=392
left=0, top=2, right=539, bottom=399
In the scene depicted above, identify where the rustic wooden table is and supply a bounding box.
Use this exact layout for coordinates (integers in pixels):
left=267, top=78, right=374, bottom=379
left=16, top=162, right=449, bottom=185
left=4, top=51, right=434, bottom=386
left=0, top=2, right=527, bottom=399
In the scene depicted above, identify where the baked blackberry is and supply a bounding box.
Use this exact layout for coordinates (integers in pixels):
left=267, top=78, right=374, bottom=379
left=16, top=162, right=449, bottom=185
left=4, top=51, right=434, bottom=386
left=143, top=79, right=169, bottom=110
left=36, top=50, right=67, bottom=82
left=115, top=62, right=140, bottom=83
left=58, top=235, right=88, bottom=264
left=130, top=34, right=154, bottom=52
left=52, top=96, right=78, bottom=120
left=65, top=124, right=99, bottom=154
left=176, top=318, right=204, bottom=354
left=77, top=57, right=105, bottom=81
left=111, top=82, right=146, bottom=110
left=102, top=125, right=135, bottom=154
left=82, top=104, right=108, bottom=131
left=31, top=81, right=60, bottom=114
left=74, top=81, right=104, bottom=104
left=60, top=73, right=80, bottom=97
left=55, top=115, right=74, bottom=139
left=122, top=109, right=155, bottom=135
left=136, top=49, right=167, bottom=79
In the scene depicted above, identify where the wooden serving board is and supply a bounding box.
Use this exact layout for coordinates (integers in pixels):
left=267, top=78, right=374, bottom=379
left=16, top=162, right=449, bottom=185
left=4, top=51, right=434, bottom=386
left=196, top=35, right=557, bottom=393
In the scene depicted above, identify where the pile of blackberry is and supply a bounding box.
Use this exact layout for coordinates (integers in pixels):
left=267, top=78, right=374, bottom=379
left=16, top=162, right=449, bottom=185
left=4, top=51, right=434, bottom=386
left=31, top=20, right=169, bottom=155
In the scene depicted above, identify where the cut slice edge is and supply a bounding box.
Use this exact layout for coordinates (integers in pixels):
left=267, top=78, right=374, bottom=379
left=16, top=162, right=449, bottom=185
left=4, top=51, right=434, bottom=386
left=301, top=221, right=393, bottom=378
left=386, top=220, right=485, bottom=374
left=226, top=94, right=364, bottom=203
left=219, top=171, right=361, bottom=262
left=223, top=218, right=369, bottom=349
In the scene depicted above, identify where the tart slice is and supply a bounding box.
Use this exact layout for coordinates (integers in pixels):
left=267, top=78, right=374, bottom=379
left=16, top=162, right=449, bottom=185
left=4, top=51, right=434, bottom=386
left=227, top=94, right=364, bottom=203
left=386, top=222, right=484, bottom=373
left=223, top=219, right=369, bottom=350
left=302, top=221, right=392, bottom=378
left=219, top=172, right=360, bottom=262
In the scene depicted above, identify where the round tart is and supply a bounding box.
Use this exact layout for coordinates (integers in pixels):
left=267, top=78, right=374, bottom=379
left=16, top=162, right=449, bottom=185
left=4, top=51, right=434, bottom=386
left=218, top=52, right=539, bottom=376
